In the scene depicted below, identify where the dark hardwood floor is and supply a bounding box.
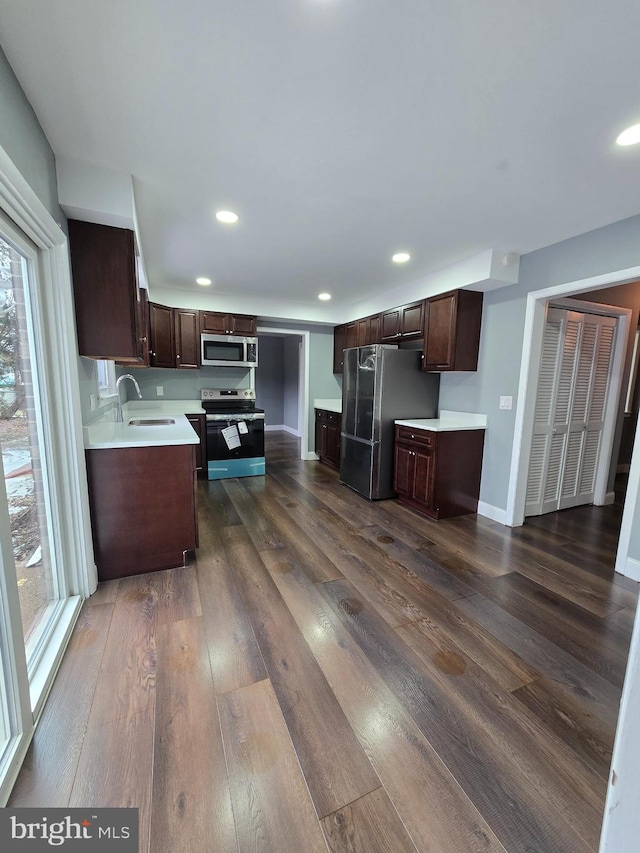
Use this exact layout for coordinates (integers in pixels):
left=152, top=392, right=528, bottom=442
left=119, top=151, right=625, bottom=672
left=9, top=433, right=638, bottom=852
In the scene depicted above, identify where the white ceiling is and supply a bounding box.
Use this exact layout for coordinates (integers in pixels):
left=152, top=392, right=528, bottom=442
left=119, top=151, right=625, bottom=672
left=2, top=0, right=640, bottom=321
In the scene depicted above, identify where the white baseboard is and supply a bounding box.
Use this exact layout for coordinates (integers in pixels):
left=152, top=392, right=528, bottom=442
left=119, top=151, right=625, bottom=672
left=619, top=557, right=640, bottom=582
left=265, top=424, right=301, bottom=436
left=618, top=463, right=631, bottom=474
left=305, top=452, right=320, bottom=461
left=604, top=491, right=616, bottom=506
left=477, top=501, right=507, bottom=525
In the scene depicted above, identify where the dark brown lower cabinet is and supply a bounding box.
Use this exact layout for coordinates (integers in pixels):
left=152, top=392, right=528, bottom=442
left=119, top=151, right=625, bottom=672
left=186, top=414, right=206, bottom=474
left=315, top=408, right=341, bottom=470
left=85, top=444, right=198, bottom=580
left=394, top=425, right=484, bottom=519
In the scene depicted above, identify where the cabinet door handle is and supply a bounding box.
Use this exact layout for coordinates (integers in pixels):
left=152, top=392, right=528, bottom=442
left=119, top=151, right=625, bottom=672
left=410, top=434, right=415, bottom=439
left=176, top=354, right=181, bottom=360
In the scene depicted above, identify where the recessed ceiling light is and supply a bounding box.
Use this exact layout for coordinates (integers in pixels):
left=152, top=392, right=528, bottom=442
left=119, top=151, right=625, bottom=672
left=392, top=252, right=411, bottom=263
left=318, top=292, right=331, bottom=301
left=216, top=210, right=239, bottom=224
left=616, top=124, right=640, bottom=146
left=196, top=277, right=212, bottom=286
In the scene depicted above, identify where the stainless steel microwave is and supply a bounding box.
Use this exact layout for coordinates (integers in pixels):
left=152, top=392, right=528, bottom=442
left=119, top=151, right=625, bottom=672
left=201, top=334, right=258, bottom=368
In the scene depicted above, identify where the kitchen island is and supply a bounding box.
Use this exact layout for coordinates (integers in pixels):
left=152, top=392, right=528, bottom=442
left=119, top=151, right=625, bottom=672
left=84, top=401, right=203, bottom=581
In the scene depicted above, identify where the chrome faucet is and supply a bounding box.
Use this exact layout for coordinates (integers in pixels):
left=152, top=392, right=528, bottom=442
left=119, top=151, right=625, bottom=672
left=115, top=373, right=143, bottom=422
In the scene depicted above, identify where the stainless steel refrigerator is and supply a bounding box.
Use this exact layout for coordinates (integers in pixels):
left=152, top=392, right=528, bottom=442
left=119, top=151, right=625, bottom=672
left=340, top=345, right=440, bottom=500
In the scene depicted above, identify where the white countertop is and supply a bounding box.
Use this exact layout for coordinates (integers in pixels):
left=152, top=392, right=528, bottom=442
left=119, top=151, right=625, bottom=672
left=314, top=398, right=342, bottom=414
left=84, top=400, right=204, bottom=450
left=395, top=410, right=487, bottom=432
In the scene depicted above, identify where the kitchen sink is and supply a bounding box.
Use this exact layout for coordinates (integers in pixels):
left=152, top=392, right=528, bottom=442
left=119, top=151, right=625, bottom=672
left=128, top=418, right=175, bottom=426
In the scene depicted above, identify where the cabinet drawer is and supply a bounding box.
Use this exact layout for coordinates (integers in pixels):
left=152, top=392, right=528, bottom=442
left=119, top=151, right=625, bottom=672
left=395, top=426, right=434, bottom=447
left=325, top=411, right=340, bottom=425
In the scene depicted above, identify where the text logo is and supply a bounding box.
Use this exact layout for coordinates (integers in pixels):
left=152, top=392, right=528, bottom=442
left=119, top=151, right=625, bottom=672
left=0, top=808, right=138, bottom=850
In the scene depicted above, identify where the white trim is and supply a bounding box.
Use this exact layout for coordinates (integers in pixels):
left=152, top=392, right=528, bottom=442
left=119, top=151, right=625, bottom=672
left=29, top=597, right=82, bottom=720
left=506, top=273, right=639, bottom=529
left=0, top=142, right=97, bottom=801
left=616, top=403, right=640, bottom=576
left=257, top=326, right=310, bottom=461
left=306, top=451, right=321, bottom=461
left=603, top=491, right=616, bottom=506
left=600, top=597, right=640, bottom=851
left=477, top=501, right=507, bottom=525
left=264, top=424, right=301, bottom=436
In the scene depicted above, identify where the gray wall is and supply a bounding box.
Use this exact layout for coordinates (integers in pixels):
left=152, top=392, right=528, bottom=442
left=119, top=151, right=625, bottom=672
left=283, top=336, right=300, bottom=432
left=0, top=45, right=107, bottom=427
left=0, top=46, right=62, bottom=224
left=116, top=364, right=253, bottom=401
left=255, top=337, right=285, bottom=426
left=439, top=213, right=640, bottom=513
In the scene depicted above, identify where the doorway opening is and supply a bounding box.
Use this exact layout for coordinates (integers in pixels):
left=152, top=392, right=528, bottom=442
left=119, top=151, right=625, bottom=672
left=506, top=265, right=640, bottom=580
left=256, top=327, right=310, bottom=461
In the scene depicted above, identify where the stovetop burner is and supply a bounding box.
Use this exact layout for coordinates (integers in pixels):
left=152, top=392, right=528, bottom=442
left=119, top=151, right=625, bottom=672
left=200, top=388, right=263, bottom=414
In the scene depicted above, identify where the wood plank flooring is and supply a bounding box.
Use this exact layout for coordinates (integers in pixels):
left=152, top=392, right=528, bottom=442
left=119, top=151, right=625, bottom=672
left=9, top=433, right=638, bottom=852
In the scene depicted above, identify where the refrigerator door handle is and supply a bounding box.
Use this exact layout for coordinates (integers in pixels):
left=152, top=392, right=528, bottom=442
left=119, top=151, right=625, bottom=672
left=340, top=432, right=376, bottom=447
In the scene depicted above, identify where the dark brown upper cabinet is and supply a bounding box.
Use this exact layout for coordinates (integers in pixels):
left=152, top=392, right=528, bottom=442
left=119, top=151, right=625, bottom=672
left=422, top=289, right=483, bottom=372
left=381, top=301, right=424, bottom=341
left=200, top=311, right=257, bottom=336
left=68, top=220, right=147, bottom=363
left=356, top=316, right=370, bottom=347
left=368, top=313, right=382, bottom=344
left=333, top=324, right=347, bottom=374
left=150, top=304, right=200, bottom=369
left=149, top=303, right=175, bottom=368
left=174, top=309, right=200, bottom=369
left=345, top=321, right=358, bottom=349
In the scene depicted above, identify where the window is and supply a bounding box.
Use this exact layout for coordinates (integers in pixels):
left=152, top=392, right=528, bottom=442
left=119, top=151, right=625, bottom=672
left=96, top=359, right=116, bottom=399
left=0, top=153, right=95, bottom=804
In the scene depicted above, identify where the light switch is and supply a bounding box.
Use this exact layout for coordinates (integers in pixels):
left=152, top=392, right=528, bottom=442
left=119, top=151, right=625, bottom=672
left=499, top=395, right=513, bottom=410
left=156, top=386, right=164, bottom=397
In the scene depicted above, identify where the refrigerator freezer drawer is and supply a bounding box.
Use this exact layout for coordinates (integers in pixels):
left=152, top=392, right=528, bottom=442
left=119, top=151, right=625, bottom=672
left=340, top=435, right=396, bottom=500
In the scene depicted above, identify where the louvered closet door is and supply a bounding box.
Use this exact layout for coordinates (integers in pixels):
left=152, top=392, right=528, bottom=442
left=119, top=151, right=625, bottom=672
left=559, top=314, right=616, bottom=509
left=525, top=308, right=616, bottom=516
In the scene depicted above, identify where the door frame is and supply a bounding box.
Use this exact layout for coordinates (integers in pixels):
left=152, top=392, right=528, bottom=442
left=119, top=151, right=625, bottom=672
left=256, top=326, right=310, bottom=460
left=0, top=144, right=96, bottom=803
left=506, top=267, right=640, bottom=574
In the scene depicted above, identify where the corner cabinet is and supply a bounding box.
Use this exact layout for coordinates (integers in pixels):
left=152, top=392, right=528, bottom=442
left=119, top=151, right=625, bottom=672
left=422, top=290, right=483, bottom=372
left=69, top=220, right=147, bottom=363
left=394, top=425, right=484, bottom=519
left=315, top=409, right=341, bottom=470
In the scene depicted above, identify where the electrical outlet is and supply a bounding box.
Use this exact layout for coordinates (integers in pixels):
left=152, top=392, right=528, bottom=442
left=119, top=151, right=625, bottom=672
left=89, top=393, right=96, bottom=412
left=156, top=386, right=164, bottom=397
left=499, top=395, right=513, bottom=410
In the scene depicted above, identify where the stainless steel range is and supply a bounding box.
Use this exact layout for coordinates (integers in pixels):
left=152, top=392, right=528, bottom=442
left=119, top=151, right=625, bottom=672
left=201, top=389, right=265, bottom=480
